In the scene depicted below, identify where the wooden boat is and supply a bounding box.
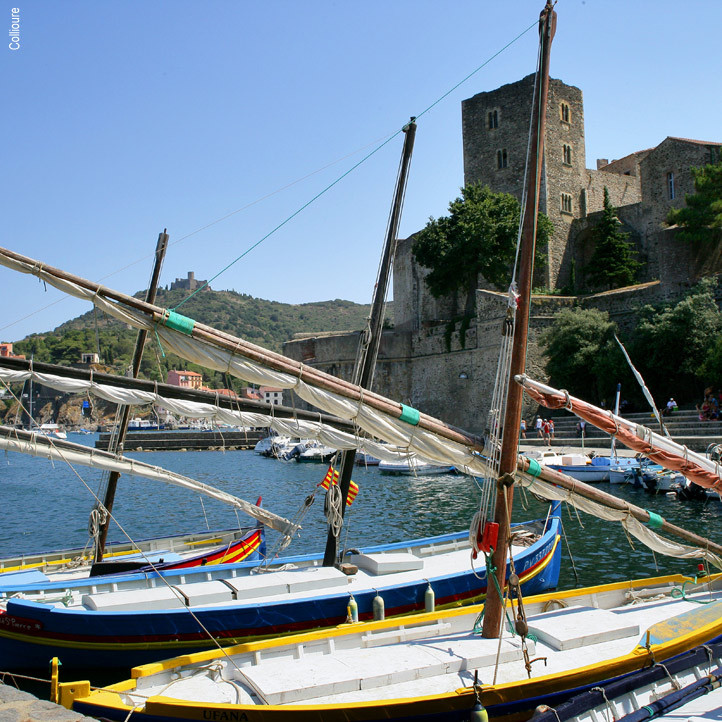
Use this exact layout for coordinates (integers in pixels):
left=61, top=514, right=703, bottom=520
left=528, top=637, right=722, bottom=722
left=0, top=523, right=265, bottom=583
left=0, top=507, right=561, bottom=670
left=63, top=571, right=722, bottom=722
left=378, top=457, right=456, bottom=475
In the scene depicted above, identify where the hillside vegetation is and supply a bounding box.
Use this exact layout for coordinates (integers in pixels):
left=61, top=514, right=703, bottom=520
left=15, top=288, right=386, bottom=387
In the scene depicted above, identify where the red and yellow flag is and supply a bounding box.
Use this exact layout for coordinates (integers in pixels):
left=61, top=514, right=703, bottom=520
left=319, top=466, right=359, bottom=506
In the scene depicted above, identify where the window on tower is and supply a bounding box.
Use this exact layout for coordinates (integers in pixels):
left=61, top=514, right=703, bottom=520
left=560, top=102, right=571, bottom=124
left=667, top=172, right=675, bottom=200
left=488, top=109, right=499, bottom=129
left=497, top=149, right=508, bottom=169
left=563, top=144, right=572, bottom=165
left=561, top=193, right=573, bottom=213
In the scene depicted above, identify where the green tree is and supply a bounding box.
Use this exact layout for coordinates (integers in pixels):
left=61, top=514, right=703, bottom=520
left=412, top=184, right=552, bottom=315
left=666, top=159, right=722, bottom=243
left=631, top=278, right=722, bottom=400
left=587, top=188, right=641, bottom=290
left=542, top=308, right=628, bottom=403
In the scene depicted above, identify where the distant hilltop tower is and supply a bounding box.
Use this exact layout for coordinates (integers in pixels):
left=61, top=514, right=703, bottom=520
left=170, top=271, right=210, bottom=292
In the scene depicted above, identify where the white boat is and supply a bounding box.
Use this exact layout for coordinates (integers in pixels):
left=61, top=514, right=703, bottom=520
left=37, top=423, right=67, bottom=440
left=296, top=443, right=338, bottom=463
left=378, top=458, right=455, bottom=475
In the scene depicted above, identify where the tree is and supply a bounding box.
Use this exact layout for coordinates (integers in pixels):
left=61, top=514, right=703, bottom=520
left=587, top=188, right=641, bottom=290
left=666, top=159, right=722, bottom=243
left=542, top=308, right=629, bottom=403
left=412, top=184, right=552, bottom=315
left=631, top=278, right=722, bottom=400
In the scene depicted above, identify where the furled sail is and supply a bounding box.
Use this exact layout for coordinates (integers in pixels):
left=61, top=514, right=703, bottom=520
left=517, top=374, right=722, bottom=490
left=0, top=359, right=413, bottom=466
left=0, top=426, right=299, bottom=536
left=0, top=247, right=489, bottom=476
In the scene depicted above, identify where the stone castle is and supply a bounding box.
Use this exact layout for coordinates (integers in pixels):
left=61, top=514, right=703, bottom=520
left=284, top=75, right=722, bottom=433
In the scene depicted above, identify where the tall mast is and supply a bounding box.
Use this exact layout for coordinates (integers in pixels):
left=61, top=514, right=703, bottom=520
left=322, top=119, right=417, bottom=567
left=482, top=1, right=556, bottom=638
left=95, top=230, right=169, bottom=562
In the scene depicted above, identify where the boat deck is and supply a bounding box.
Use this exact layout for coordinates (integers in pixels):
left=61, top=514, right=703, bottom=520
left=122, top=585, right=722, bottom=708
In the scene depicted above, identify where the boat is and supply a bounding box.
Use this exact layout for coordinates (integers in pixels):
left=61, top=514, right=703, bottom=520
left=64, top=570, right=722, bottom=722
left=1, top=523, right=265, bottom=584
left=378, top=457, right=456, bottom=475
left=528, top=637, right=722, bottom=722
left=0, top=507, right=561, bottom=670
left=37, top=422, right=68, bottom=440
left=296, top=443, right=338, bottom=463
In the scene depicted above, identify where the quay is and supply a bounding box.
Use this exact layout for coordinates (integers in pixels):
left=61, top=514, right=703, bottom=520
left=95, top=429, right=266, bottom=451
left=0, top=681, right=94, bottom=722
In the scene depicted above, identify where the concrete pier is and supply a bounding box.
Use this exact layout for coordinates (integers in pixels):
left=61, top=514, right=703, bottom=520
left=0, top=682, right=96, bottom=722
left=96, top=429, right=265, bottom=451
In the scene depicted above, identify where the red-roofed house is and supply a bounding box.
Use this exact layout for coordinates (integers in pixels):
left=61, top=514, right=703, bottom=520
left=259, top=386, right=284, bottom=405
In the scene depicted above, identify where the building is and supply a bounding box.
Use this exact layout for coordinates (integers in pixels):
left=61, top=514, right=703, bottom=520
left=461, top=74, right=721, bottom=291
left=0, top=343, right=25, bottom=359
left=79, top=352, right=100, bottom=365
left=259, top=386, right=283, bottom=405
left=285, top=75, right=722, bottom=433
left=170, top=272, right=210, bottom=292
left=239, top=387, right=263, bottom=402
left=167, top=370, right=204, bottom=390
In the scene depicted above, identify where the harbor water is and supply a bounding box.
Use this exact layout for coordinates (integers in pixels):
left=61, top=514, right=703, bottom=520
left=1, top=433, right=719, bottom=591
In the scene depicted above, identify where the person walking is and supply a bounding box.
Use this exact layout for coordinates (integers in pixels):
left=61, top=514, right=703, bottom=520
left=535, top=416, right=543, bottom=438
left=520, top=418, right=527, bottom=439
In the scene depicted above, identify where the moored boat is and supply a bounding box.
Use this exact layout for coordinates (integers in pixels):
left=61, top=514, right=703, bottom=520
left=0, top=507, right=561, bottom=670
left=64, top=570, right=722, bottom=722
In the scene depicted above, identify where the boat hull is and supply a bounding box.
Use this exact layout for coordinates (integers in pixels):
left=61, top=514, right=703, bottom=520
left=68, top=575, right=722, bottom=722
left=0, top=517, right=561, bottom=670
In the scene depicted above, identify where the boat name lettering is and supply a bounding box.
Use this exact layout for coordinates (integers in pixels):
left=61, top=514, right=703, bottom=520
left=0, top=613, right=42, bottom=632
left=8, top=8, right=19, bottom=50
left=202, top=710, right=249, bottom=721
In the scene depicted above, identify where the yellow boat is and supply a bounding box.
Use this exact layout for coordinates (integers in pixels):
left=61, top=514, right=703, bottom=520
left=61, top=571, right=722, bottom=722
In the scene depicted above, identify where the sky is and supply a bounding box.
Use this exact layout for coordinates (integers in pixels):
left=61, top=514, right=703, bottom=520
left=1, top=0, right=720, bottom=342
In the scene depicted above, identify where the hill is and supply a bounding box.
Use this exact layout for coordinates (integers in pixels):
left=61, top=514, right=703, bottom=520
left=14, top=288, right=389, bottom=386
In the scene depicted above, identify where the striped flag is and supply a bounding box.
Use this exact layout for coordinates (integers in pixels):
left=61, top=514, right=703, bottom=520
left=319, top=466, right=359, bottom=506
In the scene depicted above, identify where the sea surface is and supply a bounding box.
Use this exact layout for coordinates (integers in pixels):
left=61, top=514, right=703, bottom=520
left=1, top=433, right=720, bottom=589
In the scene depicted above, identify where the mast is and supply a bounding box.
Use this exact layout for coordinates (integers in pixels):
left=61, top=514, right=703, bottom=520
left=95, top=230, right=169, bottom=562
left=482, top=1, right=556, bottom=638
left=322, top=118, right=417, bottom=567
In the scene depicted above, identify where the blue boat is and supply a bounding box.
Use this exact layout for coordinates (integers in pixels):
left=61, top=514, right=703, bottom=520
left=0, top=505, right=561, bottom=670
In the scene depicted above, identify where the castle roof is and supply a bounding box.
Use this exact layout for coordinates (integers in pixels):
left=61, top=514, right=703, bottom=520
left=666, top=136, right=722, bottom=146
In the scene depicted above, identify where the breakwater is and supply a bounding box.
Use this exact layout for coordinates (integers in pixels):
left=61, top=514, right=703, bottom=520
left=95, top=429, right=265, bottom=451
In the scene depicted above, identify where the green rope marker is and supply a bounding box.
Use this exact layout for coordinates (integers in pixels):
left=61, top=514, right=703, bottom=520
left=646, top=511, right=664, bottom=529
left=161, top=310, right=196, bottom=336
left=526, top=458, right=543, bottom=477
left=399, top=404, right=420, bottom=426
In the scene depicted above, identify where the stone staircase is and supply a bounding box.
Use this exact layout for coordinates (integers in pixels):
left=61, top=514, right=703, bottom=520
left=523, top=409, right=722, bottom=453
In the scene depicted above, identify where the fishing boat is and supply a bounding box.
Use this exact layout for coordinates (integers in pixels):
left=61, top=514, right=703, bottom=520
left=528, top=638, right=722, bottom=722
left=63, top=571, right=722, bottom=722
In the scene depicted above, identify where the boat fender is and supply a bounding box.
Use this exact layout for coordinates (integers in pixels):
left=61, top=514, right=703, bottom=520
left=424, top=582, right=435, bottom=613
left=372, top=590, right=385, bottom=621
left=347, top=595, right=359, bottom=623
left=470, top=702, right=488, bottom=722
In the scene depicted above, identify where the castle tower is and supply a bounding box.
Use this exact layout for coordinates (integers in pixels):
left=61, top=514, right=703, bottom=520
left=461, top=75, right=587, bottom=289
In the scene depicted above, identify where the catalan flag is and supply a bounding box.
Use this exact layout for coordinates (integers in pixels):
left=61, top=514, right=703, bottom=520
left=319, top=466, right=359, bottom=506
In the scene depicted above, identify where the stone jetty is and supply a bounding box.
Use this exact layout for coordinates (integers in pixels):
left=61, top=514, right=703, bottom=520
left=0, top=681, right=96, bottom=722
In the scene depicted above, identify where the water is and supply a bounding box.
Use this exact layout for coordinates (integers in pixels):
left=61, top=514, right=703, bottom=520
left=0, top=434, right=720, bottom=590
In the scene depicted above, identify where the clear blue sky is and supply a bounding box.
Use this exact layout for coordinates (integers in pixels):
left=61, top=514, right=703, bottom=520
left=2, top=0, right=720, bottom=341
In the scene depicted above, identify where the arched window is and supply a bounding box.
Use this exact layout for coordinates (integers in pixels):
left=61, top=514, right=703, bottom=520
left=560, top=102, right=571, bottom=123
left=497, top=149, right=508, bottom=169
left=488, top=109, right=499, bottom=129
left=563, top=144, right=572, bottom=165
left=667, top=172, right=675, bottom=200
left=561, top=193, right=573, bottom=213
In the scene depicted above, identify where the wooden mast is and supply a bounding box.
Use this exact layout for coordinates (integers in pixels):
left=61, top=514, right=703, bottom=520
left=95, top=230, right=169, bottom=562
left=323, top=118, right=417, bottom=567
left=482, top=1, right=556, bottom=638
